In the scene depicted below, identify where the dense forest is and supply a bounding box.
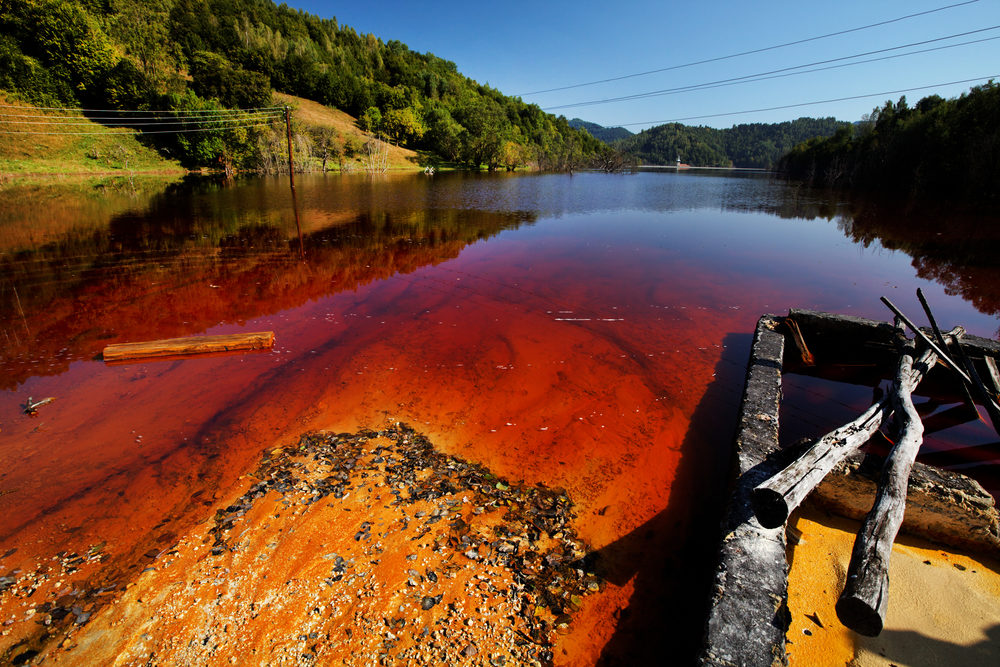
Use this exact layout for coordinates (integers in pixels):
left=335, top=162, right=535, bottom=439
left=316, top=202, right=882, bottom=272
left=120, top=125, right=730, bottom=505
left=569, top=118, right=633, bottom=144
left=0, top=0, right=603, bottom=171
left=778, top=82, right=1000, bottom=207
left=611, top=117, right=852, bottom=168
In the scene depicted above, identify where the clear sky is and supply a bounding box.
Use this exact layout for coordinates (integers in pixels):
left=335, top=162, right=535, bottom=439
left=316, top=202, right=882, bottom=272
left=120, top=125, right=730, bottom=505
left=287, top=0, right=999, bottom=130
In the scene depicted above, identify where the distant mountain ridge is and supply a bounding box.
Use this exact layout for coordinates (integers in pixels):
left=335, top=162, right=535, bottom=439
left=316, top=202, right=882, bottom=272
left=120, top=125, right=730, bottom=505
left=612, top=117, right=852, bottom=168
left=569, top=119, right=633, bottom=144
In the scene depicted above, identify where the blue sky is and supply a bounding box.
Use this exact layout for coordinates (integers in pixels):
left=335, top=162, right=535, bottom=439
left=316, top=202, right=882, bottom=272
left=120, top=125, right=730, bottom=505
left=288, top=1, right=999, bottom=130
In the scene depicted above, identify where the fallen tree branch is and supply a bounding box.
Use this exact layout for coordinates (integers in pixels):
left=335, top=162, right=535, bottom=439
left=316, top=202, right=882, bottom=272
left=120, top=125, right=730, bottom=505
left=881, top=297, right=1000, bottom=435
left=835, top=338, right=926, bottom=636
left=916, top=288, right=1000, bottom=435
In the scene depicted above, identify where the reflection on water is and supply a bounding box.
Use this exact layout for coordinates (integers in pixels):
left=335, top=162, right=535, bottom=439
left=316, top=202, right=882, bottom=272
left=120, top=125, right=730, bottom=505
left=0, top=171, right=998, bottom=663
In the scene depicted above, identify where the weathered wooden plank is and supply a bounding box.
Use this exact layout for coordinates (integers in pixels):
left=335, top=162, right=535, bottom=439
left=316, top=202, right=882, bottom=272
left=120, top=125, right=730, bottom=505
left=102, top=332, right=275, bottom=362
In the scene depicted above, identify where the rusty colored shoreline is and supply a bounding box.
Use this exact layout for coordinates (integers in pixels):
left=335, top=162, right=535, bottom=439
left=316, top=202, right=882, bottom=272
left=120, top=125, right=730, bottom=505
left=2, top=423, right=606, bottom=665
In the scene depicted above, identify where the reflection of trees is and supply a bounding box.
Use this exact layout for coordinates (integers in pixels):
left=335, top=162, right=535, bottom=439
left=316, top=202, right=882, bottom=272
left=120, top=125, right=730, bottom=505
left=836, top=199, right=1000, bottom=319
left=723, top=184, right=1000, bottom=322
left=0, top=176, right=535, bottom=389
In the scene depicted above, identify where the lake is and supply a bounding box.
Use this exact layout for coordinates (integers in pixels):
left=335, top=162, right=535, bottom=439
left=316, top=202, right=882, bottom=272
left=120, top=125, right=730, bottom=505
left=1, top=170, right=998, bottom=663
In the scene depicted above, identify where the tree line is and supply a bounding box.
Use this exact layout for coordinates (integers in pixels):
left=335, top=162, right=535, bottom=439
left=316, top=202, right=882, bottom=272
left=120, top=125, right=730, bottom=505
left=777, top=81, right=1000, bottom=208
left=0, top=0, right=604, bottom=171
left=607, top=117, right=852, bottom=168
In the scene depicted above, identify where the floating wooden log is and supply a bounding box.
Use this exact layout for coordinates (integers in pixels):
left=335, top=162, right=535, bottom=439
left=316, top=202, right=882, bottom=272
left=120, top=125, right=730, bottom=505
left=750, top=328, right=961, bottom=529
left=102, top=332, right=275, bottom=362
left=835, top=340, right=926, bottom=636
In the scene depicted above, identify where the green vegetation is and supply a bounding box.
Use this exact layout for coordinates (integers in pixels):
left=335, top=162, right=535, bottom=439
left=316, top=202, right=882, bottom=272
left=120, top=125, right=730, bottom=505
left=611, top=117, right=852, bottom=168
left=569, top=119, right=633, bottom=144
left=778, top=82, right=1000, bottom=207
left=0, top=0, right=601, bottom=172
left=0, top=91, right=184, bottom=174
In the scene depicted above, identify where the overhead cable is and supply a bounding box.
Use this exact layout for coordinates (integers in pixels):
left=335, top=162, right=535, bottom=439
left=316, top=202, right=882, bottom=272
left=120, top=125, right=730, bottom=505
left=615, top=75, right=999, bottom=127
left=544, top=25, right=1000, bottom=111
left=0, top=103, right=286, bottom=113
left=0, top=121, right=281, bottom=135
left=0, top=110, right=284, bottom=122
left=2, top=113, right=285, bottom=126
left=518, top=0, right=982, bottom=96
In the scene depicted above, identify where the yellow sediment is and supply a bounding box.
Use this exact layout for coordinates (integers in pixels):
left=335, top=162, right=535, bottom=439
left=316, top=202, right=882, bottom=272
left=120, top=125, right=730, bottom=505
left=786, top=504, right=1000, bottom=667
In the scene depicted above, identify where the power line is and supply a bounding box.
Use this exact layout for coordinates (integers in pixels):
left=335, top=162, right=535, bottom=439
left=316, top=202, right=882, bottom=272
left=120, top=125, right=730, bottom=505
left=546, top=34, right=1000, bottom=112
left=544, top=25, right=1000, bottom=112
left=518, top=0, right=982, bottom=96
left=0, top=121, right=281, bottom=135
left=615, top=75, right=998, bottom=128
left=2, top=112, right=284, bottom=126
left=0, top=110, right=283, bottom=122
left=0, top=103, right=285, bottom=113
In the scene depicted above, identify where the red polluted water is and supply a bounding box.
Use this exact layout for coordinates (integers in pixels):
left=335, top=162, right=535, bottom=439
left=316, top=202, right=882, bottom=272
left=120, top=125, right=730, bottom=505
left=0, top=171, right=998, bottom=664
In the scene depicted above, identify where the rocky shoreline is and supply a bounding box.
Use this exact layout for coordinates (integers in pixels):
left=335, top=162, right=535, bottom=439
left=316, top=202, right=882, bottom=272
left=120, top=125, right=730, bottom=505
left=4, top=423, right=604, bottom=665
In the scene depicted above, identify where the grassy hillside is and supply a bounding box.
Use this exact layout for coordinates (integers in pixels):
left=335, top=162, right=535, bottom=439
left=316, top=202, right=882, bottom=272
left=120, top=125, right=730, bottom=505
left=0, top=94, right=185, bottom=175
left=276, top=92, right=421, bottom=172
left=0, top=90, right=422, bottom=175
left=0, top=0, right=600, bottom=172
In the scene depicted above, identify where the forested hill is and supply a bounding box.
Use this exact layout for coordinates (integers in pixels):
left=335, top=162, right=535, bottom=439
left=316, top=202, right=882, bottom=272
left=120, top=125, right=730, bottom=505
left=614, top=117, right=852, bottom=168
left=568, top=119, right=633, bottom=144
left=0, top=0, right=601, bottom=170
left=778, top=83, right=1000, bottom=207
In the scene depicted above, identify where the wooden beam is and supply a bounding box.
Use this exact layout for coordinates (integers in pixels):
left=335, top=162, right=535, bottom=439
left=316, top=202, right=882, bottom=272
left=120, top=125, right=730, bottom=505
left=102, top=332, right=275, bottom=362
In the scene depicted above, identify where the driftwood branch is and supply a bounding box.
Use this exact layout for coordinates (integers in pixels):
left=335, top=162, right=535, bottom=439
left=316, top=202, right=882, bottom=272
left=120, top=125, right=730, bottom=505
left=835, top=340, right=926, bottom=636
left=750, top=327, right=962, bottom=529
left=985, top=355, right=1000, bottom=397
left=882, top=297, right=1000, bottom=435
left=102, top=332, right=275, bottom=362
left=916, top=288, right=1000, bottom=434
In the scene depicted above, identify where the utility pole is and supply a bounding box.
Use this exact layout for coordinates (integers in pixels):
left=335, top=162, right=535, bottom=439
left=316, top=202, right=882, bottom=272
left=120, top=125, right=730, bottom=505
left=284, top=106, right=296, bottom=190
left=284, top=106, right=304, bottom=258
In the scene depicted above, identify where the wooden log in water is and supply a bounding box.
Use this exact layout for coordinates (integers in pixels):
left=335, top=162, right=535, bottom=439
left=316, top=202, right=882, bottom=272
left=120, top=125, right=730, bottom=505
left=102, top=332, right=275, bottom=362
left=836, top=341, right=925, bottom=636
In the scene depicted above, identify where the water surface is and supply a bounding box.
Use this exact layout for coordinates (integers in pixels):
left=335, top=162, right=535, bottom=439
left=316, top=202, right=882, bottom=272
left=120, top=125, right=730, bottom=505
left=1, top=170, right=997, bottom=662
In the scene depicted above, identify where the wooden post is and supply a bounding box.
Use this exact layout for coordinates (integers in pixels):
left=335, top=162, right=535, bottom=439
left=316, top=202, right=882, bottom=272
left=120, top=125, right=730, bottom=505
left=284, top=106, right=304, bottom=258
left=836, top=340, right=926, bottom=636
left=284, top=107, right=296, bottom=186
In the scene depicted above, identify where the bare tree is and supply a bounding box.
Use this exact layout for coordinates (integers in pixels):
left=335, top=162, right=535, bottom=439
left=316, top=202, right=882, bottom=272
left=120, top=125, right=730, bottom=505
left=363, top=136, right=389, bottom=174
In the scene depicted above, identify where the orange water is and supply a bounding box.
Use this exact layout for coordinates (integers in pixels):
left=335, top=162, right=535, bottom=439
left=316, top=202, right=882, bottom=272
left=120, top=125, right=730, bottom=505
left=1, top=171, right=997, bottom=662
